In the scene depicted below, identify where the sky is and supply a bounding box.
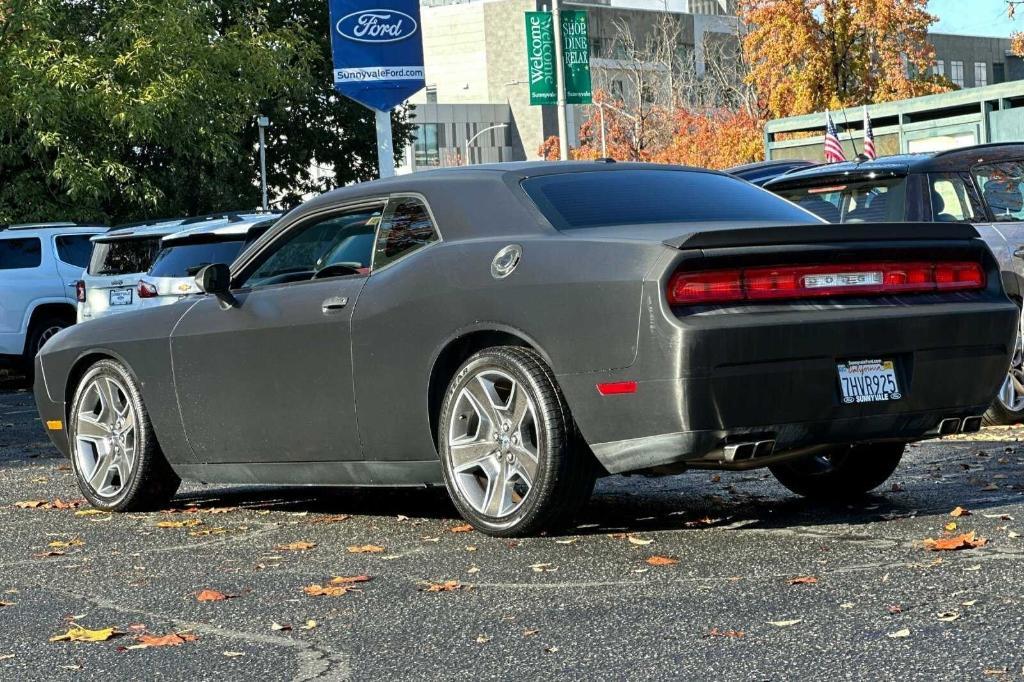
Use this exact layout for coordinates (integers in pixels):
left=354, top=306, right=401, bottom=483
left=927, top=0, right=1015, bottom=37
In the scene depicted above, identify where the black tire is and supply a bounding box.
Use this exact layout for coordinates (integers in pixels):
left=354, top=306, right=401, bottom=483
left=769, top=443, right=905, bottom=501
left=984, top=325, right=1024, bottom=426
left=69, top=359, right=180, bottom=512
left=438, top=346, right=596, bottom=537
left=21, top=311, right=74, bottom=376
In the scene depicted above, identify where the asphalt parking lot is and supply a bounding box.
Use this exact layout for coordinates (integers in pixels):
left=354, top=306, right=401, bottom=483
left=1, top=379, right=1023, bottom=681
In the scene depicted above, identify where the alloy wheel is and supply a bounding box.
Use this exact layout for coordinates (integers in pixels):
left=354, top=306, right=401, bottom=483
left=998, top=330, right=1024, bottom=412
left=35, top=324, right=65, bottom=354
left=446, top=369, right=540, bottom=519
left=74, top=375, right=138, bottom=499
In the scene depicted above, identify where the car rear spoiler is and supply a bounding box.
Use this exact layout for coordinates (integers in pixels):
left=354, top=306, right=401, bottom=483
left=665, top=223, right=980, bottom=250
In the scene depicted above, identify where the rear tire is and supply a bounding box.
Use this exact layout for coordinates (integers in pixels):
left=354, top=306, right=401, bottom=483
left=21, top=311, right=74, bottom=377
left=69, top=359, right=180, bottom=512
left=769, top=443, right=904, bottom=500
left=984, top=326, right=1024, bottom=426
left=438, top=346, right=596, bottom=537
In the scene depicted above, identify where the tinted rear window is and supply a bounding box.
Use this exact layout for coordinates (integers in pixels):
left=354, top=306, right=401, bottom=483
left=773, top=178, right=906, bottom=224
left=521, top=170, right=818, bottom=230
left=149, top=239, right=247, bottom=277
left=0, top=237, right=42, bottom=270
left=56, top=235, right=95, bottom=268
left=88, top=237, right=161, bottom=276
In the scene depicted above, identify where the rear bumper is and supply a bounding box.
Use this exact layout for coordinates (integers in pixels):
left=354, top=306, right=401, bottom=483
left=33, top=356, right=70, bottom=457
left=562, top=298, right=1018, bottom=474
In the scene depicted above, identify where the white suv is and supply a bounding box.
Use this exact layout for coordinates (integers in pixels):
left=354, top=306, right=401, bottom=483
left=0, top=223, right=106, bottom=371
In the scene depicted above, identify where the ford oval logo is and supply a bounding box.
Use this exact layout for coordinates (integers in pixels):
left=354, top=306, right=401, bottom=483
left=336, top=9, right=417, bottom=43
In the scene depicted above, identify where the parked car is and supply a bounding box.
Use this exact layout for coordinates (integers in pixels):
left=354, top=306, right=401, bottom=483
left=137, top=214, right=278, bottom=309
left=726, top=159, right=818, bottom=186
left=79, top=212, right=270, bottom=323
left=764, top=143, right=1024, bottom=425
left=0, top=222, right=106, bottom=372
left=34, top=162, right=1017, bottom=536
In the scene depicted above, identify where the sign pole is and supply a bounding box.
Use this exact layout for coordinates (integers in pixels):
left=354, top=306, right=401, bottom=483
left=375, top=108, right=395, bottom=178
left=551, top=0, right=569, bottom=161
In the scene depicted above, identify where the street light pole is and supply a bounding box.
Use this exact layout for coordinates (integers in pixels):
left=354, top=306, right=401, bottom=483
left=464, top=124, right=509, bottom=166
left=257, top=115, right=269, bottom=211
left=551, top=0, right=569, bottom=160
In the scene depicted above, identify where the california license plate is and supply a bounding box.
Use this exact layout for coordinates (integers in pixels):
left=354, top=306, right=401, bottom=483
left=109, top=287, right=133, bottom=306
left=837, top=359, right=901, bottom=404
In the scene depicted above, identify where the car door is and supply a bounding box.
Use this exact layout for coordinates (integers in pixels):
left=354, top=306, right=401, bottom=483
left=168, top=201, right=385, bottom=464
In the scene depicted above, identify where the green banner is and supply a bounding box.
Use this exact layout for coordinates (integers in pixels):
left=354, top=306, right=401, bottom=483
left=560, top=10, right=592, bottom=105
left=525, top=12, right=556, bottom=106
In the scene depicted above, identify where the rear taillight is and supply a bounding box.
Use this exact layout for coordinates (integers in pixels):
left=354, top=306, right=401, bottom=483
left=137, top=281, right=158, bottom=299
left=74, top=280, right=86, bottom=303
left=668, top=261, right=985, bottom=305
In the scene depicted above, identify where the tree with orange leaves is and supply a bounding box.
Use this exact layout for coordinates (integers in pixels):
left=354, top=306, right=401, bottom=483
left=739, top=0, right=952, bottom=119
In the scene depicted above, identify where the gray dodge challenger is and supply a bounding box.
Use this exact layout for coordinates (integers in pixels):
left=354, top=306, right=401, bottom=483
left=34, top=162, right=1019, bottom=536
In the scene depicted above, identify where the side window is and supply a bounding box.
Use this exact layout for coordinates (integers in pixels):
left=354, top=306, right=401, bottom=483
left=373, top=198, right=439, bottom=270
left=239, top=204, right=383, bottom=288
left=0, top=237, right=42, bottom=270
left=973, top=161, right=1024, bottom=222
left=929, top=174, right=974, bottom=222
left=55, top=235, right=95, bottom=268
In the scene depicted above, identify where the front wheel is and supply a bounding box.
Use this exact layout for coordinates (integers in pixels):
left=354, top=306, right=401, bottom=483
left=438, top=346, right=596, bottom=537
left=769, top=443, right=904, bottom=500
left=69, top=359, right=180, bottom=511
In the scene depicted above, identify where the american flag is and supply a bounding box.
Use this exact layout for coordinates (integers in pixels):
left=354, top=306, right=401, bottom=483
left=863, top=106, right=876, bottom=160
left=824, top=113, right=846, bottom=164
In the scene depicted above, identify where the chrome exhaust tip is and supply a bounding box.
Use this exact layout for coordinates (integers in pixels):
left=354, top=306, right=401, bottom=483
left=723, top=442, right=757, bottom=462
left=753, top=440, right=776, bottom=458
left=960, top=416, right=983, bottom=433
left=938, top=418, right=962, bottom=436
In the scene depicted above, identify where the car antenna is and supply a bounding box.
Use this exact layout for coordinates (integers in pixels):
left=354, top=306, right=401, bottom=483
left=838, top=106, right=860, bottom=159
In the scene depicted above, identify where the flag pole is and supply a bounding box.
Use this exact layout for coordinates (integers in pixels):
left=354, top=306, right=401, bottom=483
left=837, top=106, right=860, bottom=158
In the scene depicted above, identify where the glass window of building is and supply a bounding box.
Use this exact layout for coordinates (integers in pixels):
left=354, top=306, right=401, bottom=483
left=414, top=124, right=440, bottom=167
left=951, top=61, right=964, bottom=87
left=934, top=59, right=944, bottom=77
left=974, top=62, right=988, bottom=87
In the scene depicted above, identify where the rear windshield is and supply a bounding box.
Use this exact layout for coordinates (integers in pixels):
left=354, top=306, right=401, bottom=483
left=88, top=237, right=161, bottom=276
left=148, top=239, right=248, bottom=277
left=773, top=178, right=906, bottom=223
left=0, top=237, right=42, bottom=270
left=521, top=170, right=818, bottom=230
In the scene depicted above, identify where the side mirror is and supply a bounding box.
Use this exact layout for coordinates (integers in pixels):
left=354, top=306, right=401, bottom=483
left=194, top=263, right=237, bottom=308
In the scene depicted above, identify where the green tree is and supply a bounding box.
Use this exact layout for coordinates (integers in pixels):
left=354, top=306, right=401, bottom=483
left=0, top=0, right=416, bottom=224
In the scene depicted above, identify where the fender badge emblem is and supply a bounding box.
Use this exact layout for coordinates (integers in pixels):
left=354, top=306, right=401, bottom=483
left=491, top=244, right=522, bottom=279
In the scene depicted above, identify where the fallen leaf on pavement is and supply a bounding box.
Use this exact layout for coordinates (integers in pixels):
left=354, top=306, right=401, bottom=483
left=50, top=626, right=118, bottom=643
left=767, top=619, right=802, bottom=627
left=419, top=580, right=463, bottom=592
left=270, top=623, right=292, bottom=631
left=189, top=528, right=227, bottom=537
left=308, top=514, right=351, bottom=525
left=74, top=509, right=109, bottom=517
left=950, top=506, right=971, bottom=517
left=223, top=651, right=245, bottom=658
left=646, top=556, right=679, bottom=567
left=887, top=628, right=911, bottom=638
left=937, top=611, right=960, bottom=622
left=329, top=575, right=372, bottom=585
left=529, top=563, right=557, bottom=572
left=475, top=634, right=491, bottom=644
left=787, top=576, right=818, bottom=585
left=48, top=539, right=84, bottom=549
left=129, top=633, right=198, bottom=649
left=923, top=531, right=988, bottom=551
left=450, top=524, right=473, bottom=533
left=523, top=628, right=540, bottom=637
left=14, top=500, right=47, bottom=509
left=983, top=513, right=1014, bottom=521
left=627, top=536, right=654, bottom=546
left=196, top=589, right=231, bottom=602
left=50, top=499, right=85, bottom=510
left=945, top=522, right=958, bottom=532
left=346, top=545, right=384, bottom=554
left=301, top=620, right=317, bottom=630
left=274, top=541, right=316, bottom=552
left=981, top=483, right=1000, bottom=491
left=303, top=584, right=357, bottom=597
left=0, top=601, right=14, bottom=607
left=32, top=550, right=65, bottom=558
left=705, top=628, right=744, bottom=639
left=155, top=519, right=201, bottom=528
left=554, top=538, right=577, bottom=545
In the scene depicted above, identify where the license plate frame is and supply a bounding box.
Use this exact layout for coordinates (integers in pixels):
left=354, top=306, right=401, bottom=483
left=108, top=287, right=133, bottom=306
left=837, top=358, right=902, bottom=404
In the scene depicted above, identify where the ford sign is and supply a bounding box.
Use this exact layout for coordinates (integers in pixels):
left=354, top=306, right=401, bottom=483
left=337, top=9, right=418, bottom=43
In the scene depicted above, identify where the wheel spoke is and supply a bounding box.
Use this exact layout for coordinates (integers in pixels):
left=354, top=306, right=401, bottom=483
left=76, top=415, right=111, bottom=441
left=511, top=447, right=538, bottom=487
left=450, top=439, right=497, bottom=472
left=481, top=461, right=513, bottom=517
left=88, top=452, right=114, bottom=490
left=464, top=376, right=502, bottom=427
left=94, top=378, right=118, bottom=422
left=504, top=380, right=531, bottom=430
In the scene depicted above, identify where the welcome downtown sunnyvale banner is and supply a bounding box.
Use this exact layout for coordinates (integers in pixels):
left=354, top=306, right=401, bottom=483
left=524, top=10, right=592, bottom=106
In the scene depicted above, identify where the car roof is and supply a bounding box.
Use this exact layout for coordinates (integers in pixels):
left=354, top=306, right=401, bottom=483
left=95, top=218, right=189, bottom=242
left=0, top=223, right=107, bottom=236
left=160, top=214, right=280, bottom=245
left=765, top=143, right=1024, bottom=190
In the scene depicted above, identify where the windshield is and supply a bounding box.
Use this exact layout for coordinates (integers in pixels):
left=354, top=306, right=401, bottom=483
left=974, top=161, right=1024, bottom=222
left=773, top=178, right=906, bottom=223
left=148, top=239, right=248, bottom=278
left=88, top=237, right=161, bottom=276
left=521, top=170, right=820, bottom=230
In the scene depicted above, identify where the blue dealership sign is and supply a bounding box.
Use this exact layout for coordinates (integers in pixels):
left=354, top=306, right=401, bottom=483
left=328, top=0, right=426, bottom=111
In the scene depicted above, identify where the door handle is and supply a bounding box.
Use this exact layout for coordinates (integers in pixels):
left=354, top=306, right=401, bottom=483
left=322, top=296, right=348, bottom=313
left=1014, top=246, right=1024, bottom=260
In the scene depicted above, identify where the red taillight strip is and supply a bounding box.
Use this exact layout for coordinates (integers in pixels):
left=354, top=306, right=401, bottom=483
left=668, top=261, right=985, bottom=305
